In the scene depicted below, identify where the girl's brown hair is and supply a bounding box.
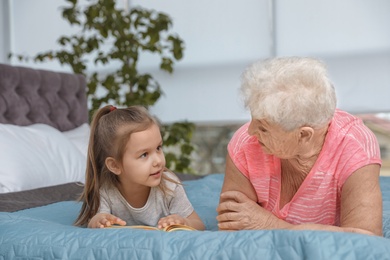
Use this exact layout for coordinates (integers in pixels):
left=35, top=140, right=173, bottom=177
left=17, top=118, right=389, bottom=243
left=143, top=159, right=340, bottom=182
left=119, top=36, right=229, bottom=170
left=74, top=105, right=177, bottom=226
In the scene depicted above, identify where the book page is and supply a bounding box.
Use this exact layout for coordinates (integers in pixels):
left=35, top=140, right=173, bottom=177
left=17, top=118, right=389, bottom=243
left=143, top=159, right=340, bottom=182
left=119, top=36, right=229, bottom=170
left=106, top=224, right=196, bottom=231
left=163, top=224, right=196, bottom=232
left=106, top=225, right=158, bottom=230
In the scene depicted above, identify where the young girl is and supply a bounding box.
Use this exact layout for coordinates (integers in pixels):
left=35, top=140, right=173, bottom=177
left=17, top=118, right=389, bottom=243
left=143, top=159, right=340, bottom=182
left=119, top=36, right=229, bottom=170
left=74, top=105, right=204, bottom=230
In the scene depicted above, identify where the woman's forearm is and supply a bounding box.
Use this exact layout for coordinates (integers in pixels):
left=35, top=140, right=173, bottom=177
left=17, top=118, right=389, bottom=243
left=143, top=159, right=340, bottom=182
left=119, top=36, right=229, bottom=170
left=289, top=223, right=378, bottom=236
left=263, top=216, right=379, bottom=236
left=245, top=209, right=380, bottom=236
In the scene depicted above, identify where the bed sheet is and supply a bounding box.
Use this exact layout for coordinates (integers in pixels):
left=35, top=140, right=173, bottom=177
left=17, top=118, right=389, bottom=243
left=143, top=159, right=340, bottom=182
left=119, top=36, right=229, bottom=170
left=0, top=174, right=390, bottom=260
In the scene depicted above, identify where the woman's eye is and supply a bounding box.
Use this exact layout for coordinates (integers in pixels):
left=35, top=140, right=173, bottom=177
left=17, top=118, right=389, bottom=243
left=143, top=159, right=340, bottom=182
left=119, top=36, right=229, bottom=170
left=259, top=127, right=267, bottom=133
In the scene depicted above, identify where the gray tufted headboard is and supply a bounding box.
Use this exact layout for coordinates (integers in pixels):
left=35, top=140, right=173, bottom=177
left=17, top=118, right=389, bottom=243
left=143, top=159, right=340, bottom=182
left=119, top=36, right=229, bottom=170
left=0, top=63, right=88, bottom=131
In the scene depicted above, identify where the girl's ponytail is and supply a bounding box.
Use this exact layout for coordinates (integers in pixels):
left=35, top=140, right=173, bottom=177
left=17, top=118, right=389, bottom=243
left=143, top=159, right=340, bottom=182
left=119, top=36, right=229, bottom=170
left=74, top=105, right=114, bottom=226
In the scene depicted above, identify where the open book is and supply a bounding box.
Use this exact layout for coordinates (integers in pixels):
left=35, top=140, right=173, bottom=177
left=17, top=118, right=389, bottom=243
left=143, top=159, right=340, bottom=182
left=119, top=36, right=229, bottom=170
left=106, top=224, right=197, bottom=232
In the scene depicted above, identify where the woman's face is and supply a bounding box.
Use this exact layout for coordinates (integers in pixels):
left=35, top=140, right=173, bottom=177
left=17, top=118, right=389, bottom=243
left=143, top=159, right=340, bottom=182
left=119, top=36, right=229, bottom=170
left=248, top=118, right=301, bottom=159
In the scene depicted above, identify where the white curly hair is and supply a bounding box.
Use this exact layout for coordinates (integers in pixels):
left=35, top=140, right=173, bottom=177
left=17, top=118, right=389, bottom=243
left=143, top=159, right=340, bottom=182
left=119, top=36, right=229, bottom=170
left=240, top=57, right=337, bottom=131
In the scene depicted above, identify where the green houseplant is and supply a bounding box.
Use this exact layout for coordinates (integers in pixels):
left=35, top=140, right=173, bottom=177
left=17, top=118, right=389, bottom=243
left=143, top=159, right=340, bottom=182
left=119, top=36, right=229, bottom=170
left=14, top=0, right=195, bottom=173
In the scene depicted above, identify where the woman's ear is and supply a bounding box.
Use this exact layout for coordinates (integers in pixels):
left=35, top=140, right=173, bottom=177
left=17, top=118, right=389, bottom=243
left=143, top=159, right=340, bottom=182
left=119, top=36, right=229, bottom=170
left=299, top=127, right=314, bottom=143
left=105, top=157, right=121, bottom=175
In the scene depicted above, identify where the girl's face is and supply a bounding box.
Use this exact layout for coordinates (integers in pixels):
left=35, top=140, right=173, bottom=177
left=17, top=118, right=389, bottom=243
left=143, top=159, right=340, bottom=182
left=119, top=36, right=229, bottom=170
left=117, top=124, right=166, bottom=188
left=248, top=118, right=300, bottom=159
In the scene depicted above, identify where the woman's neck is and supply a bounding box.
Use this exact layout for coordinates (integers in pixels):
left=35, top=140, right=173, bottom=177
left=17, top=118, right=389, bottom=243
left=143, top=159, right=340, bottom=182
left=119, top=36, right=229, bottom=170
left=288, top=125, right=329, bottom=175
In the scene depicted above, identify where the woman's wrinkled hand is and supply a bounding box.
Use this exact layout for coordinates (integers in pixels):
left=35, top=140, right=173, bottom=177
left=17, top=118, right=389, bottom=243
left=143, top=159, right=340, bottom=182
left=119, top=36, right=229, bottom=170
left=216, top=190, right=277, bottom=230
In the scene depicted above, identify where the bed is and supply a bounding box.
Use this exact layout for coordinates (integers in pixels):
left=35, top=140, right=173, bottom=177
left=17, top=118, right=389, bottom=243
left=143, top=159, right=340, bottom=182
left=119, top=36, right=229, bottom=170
left=1, top=63, right=390, bottom=259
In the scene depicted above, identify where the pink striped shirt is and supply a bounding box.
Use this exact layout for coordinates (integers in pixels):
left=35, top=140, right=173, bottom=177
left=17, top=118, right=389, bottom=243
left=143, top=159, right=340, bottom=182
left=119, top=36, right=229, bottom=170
left=228, top=109, right=381, bottom=225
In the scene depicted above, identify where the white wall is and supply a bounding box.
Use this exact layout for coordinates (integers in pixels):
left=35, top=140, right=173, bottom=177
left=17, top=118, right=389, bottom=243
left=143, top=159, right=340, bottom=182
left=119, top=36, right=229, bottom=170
left=0, top=0, right=11, bottom=63
left=130, top=0, right=270, bottom=123
left=5, top=0, right=390, bottom=124
left=8, top=0, right=78, bottom=72
left=130, top=0, right=271, bottom=67
left=276, top=0, right=390, bottom=56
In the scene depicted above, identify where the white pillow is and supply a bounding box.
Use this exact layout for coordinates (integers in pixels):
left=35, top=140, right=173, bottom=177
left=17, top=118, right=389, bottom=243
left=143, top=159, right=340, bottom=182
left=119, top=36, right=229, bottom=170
left=63, top=123, right=90, bottom=157
left=0, top=123, right=86, bottom=193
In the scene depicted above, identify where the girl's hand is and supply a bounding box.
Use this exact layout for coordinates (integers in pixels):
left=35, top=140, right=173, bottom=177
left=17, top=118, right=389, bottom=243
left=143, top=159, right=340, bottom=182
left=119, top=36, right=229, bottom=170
left=88, top=213, right=126, bottom=228
left=157, top=214, right=186, bottom=229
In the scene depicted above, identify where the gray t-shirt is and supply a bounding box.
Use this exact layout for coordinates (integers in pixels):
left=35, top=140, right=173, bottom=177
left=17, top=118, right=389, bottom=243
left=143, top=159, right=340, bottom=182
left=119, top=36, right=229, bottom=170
left=98, top=172, right=194, bottom=226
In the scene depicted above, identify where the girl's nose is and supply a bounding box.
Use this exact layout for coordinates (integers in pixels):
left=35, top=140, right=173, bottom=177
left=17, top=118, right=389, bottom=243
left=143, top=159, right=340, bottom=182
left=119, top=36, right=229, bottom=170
left=153, top=153, right=164, bottom=166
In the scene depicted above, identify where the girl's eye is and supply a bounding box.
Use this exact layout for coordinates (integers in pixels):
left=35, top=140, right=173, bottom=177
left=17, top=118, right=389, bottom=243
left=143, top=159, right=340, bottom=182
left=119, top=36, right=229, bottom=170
left=140, top=152, right=148, bottom=158
left=157, top=145, right=163, bottom=151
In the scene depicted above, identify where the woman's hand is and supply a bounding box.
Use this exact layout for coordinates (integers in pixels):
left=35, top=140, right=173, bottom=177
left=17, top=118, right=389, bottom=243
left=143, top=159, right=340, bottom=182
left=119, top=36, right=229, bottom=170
left=88, top=213, right=126, bottom=228
left=217, top=190, right=284, bottom=230
left=217, top=154, right=279, bottom=230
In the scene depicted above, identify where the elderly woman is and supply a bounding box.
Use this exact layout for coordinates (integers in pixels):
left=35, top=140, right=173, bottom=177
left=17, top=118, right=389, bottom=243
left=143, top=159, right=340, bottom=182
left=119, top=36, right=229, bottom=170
left=216, top=57, right=382, bottom=236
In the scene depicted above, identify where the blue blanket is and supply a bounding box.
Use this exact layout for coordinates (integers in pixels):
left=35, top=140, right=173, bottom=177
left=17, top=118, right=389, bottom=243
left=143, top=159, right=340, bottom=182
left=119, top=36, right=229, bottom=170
left=1, top=174, right=390, bottom=259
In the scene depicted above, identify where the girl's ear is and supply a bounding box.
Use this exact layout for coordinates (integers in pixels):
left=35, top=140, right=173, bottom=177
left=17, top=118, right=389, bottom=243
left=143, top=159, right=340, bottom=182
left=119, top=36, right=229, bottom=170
left=105, top=157, right=121, bottom=175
